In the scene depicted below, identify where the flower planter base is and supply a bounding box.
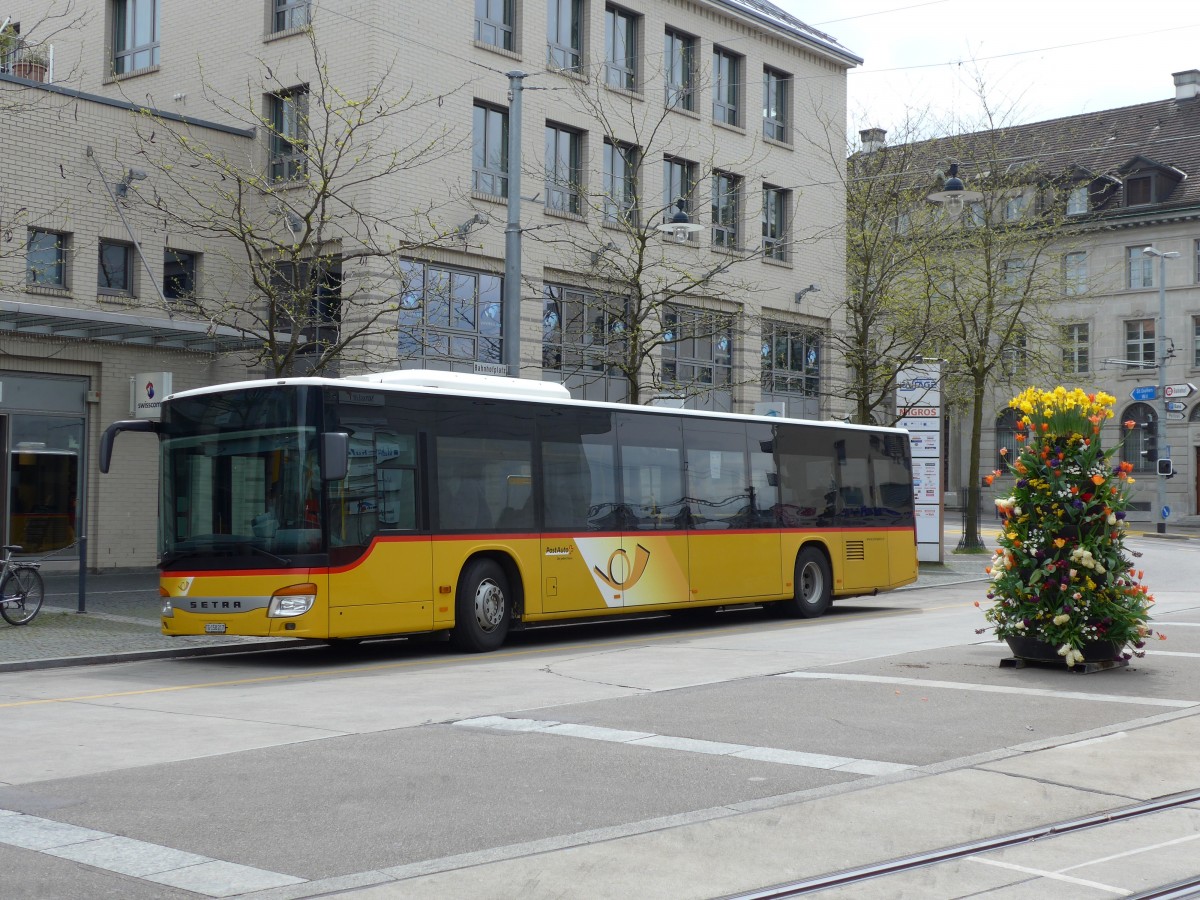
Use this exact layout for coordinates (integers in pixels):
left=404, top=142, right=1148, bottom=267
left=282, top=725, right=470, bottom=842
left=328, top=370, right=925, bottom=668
left=1002, top=635, right=1127, bottom=674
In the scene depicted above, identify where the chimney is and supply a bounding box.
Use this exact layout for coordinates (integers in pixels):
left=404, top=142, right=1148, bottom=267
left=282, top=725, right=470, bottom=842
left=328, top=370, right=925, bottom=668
left=859, top=127, right=887, bottom=153
left=1173, top=69, right=1200, bottom=100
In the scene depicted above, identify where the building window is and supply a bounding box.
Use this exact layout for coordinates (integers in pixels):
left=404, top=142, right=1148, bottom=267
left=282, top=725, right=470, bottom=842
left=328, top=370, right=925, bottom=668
left=268, top=89, right=307, bottom=183
left=994, top=408, right=1020, bottom=471
left=604, top=5, right=637, bottom=90
left=712, top=171, right=740, bottom=249
left=712, top=47, right=740, bottom=126
left=1125, top=318, right=1156, bottom=367
left=1195, top=238, right=1200, bottom=283
left=1064, top=251, right=1087, bottom=296
left=762, top=185, right=787, bottom=260
left=1127, top=246, right=1154, bottom=289
left=163, top=250, right=198, bottom=301
left=472, top=102, right=509, bottom=197
left=663, top=155, right=697, bottom=235
left=98, top=240, right=134, bottom=296
left=664, top=28, right=695, bottom=111
left=475, top=0, right=514, bottom=51
left=397, top=260, right=502, bottom=365
left=1120, top=403, right=1157, bottom=473
left=26, top=230, right=68, bottom=288
left=272, top=0, right=310, bottom=32
left=1003, top=332, right=1027, bottom=377
left=663, top=305, right=733, bottom=391
left=1004, top=194, right=1025, bottom=222
left=762, top=66, right=788, bottom=142
left=761, top=321, right=820, bottom=398
left=270, top=259, right=341, bottom=352
left=1066, top=185, right=1088, bottom=215
left=603, top=140, right=638, bottom=225
left=542, top=284, right=623, bottom=374
left=112, top=0, right=159, bottom=74
left=545, top=123, right=582, bottom=214
left=1125, top=176, right=1152, bottom=206
left=966, top=201, right=985, bottom=228
left=1194, top=316, right=1200, bottom=368
left=547, top=0, right=581, bottom=71
left=1002, top=258, right=1026, bottom=291
left=1063, top=323, right=1089, bottom=375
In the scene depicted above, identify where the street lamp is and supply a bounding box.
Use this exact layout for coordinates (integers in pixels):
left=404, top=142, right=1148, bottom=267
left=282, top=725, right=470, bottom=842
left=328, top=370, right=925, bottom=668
left=927, top=162, right=983, bottom=217
left=656, top=198, right=702, bottom=243
left=1142, top=246, right=1179, bottom=534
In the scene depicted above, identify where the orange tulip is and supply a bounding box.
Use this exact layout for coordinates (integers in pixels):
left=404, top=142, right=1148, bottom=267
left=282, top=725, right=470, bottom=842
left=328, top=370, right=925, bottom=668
left=1091, top=474, right=1105, bottom=485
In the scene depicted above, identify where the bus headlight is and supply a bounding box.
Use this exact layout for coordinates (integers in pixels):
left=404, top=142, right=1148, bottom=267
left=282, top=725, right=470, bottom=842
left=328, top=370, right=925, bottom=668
left=160, top=587, right=174, bottom=618
left=268, top=583, right=317, bottom=618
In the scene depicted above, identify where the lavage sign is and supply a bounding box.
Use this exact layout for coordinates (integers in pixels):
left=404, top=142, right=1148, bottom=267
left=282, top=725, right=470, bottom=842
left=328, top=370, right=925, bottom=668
left=132, top=372, right=173, bottom=420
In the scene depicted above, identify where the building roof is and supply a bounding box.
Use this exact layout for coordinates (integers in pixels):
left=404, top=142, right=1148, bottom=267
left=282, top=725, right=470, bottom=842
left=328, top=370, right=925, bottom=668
left=710, top=0, right=862, bottom=66
left=894, top=85, right=1200, bottom=222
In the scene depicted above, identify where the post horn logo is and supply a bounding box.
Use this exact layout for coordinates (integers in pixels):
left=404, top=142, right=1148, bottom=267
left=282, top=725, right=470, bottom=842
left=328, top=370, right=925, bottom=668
left=593, top=543, right=651, bottom=590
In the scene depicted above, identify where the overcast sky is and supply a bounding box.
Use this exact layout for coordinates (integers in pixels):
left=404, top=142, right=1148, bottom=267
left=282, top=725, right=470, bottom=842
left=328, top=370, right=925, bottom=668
left=777, top=0, right=1200, bottom=142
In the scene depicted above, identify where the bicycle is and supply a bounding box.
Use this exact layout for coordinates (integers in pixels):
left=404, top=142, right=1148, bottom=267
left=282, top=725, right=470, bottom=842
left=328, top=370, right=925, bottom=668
left=0, top=544, right=44, bottom=626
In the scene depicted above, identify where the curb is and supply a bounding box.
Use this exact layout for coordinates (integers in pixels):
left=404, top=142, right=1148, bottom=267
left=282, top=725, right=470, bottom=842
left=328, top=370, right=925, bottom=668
left=0, top=639, right=294, bottom=673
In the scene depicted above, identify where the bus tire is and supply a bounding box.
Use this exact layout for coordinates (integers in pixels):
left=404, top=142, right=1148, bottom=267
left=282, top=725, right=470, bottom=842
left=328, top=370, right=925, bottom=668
left=781, top=546, right=832, bottom=619
left=451, top=558, right=511, bottom=653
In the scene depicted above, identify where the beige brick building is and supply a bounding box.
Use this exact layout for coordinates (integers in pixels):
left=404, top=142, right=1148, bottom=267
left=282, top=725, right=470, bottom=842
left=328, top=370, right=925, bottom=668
left=1, top=0, right=859, bottom=568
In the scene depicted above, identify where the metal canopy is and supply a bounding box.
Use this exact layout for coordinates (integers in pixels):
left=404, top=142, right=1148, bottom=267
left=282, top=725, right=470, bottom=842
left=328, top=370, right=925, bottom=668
left=0, top=298, right=262, bottom=353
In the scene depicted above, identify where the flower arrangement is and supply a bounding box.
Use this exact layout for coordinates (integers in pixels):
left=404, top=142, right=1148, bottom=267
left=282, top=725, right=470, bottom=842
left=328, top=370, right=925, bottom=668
left=979, top=386, right=1159, bottom=666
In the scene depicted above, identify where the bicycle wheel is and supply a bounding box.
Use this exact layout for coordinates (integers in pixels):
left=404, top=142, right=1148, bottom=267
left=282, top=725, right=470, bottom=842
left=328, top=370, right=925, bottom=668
left=0, top=567, right=44, bottom=625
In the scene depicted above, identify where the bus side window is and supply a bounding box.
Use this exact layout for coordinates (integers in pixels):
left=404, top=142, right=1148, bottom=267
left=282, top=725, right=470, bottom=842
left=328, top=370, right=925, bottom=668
left=539, top=409, right=618, bottom=532
left=617, top=413, right=685, bottom=531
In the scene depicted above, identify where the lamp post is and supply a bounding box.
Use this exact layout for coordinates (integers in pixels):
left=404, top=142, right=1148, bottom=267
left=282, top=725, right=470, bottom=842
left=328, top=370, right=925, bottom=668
left=927, top=161, right=984, bottom=550
left=502, top=70, right=526, bottom=378
left=1142, top=246, right=1179, bottom=534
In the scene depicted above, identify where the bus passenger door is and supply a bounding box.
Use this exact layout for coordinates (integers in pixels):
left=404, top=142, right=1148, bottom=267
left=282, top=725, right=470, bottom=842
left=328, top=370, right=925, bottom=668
left=539, top=408, right=620, bottom=614
left=325, top=426, right=434, bottom=637
left=613, top=413, right=689, bottom=609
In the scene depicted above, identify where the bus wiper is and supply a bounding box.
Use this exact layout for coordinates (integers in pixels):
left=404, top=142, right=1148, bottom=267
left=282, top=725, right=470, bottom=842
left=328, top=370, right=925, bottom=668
left=248, top=545, right=292, bottom=567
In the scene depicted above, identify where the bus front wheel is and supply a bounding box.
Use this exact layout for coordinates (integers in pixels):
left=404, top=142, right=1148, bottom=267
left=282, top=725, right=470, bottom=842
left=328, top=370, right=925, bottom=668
left=451, top=558, right=511, bottom=652
left=780, top=547, right=832, bottom=619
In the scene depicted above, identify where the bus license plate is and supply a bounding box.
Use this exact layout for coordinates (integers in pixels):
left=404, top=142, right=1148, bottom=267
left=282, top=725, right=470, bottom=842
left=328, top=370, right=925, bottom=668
left=205, top=623, right=227, bottom=634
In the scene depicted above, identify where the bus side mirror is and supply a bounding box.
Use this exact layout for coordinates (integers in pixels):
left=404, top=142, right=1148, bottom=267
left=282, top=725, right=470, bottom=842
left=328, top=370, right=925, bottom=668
left=99, top=420, right=159, bottom=473
left=321, top=432, right=349, bottom=481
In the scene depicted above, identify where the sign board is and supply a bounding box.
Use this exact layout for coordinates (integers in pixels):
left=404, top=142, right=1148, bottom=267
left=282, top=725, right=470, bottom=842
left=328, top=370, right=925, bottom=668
left=1163, top=505, right=1171, bottom=520
left=1165, top=411, right=1186, bottom=421
left=754, top=401, right=786, bottom=418
left=131, top=372, right=172, bottom=420
left=1164, top=400, right=1187, bottom=412
left=1164, top=383, right=1197, bottom=399
left=896, top=363, right=943, bottom=563
left=1130, top=385, right=1157, bottom=401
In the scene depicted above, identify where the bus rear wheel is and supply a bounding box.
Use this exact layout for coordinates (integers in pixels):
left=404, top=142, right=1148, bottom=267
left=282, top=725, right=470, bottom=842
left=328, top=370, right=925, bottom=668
left=451, top=558, right=511, bottom=653
left=779, top=546, right=832, bottom=619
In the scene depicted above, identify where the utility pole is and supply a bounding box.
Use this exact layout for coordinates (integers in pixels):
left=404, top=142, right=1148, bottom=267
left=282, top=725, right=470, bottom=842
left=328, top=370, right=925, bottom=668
left=1143, top=246, right=1178, bottom=535
left=503, top=71, right=525, bottom=379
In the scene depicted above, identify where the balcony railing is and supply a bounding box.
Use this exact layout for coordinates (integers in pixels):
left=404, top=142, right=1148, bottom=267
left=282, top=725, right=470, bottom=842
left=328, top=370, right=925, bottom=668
left=0, top=39, right=53, bottom=83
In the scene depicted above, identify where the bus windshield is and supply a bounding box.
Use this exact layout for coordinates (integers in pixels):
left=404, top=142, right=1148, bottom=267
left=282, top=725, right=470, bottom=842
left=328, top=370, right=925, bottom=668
left=159, top=387, right=323, bottom=566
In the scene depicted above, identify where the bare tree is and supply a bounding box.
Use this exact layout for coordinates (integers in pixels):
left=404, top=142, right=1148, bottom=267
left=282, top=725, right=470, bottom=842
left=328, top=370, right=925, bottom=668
left=532, top=61, right=785, bottom=407
left=129, top=27, right=470, bottom=376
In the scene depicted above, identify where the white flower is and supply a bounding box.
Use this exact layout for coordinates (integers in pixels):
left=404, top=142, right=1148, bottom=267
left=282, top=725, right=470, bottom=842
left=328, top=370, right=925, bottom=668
left=1095, top=564, right=1105, bottom=574
left=1053, top=614, right=1071, bottom=625
left=1057, top=644, right=1071, bottom=657
left=1107, top=513, right=1117, bottom=525
left=1014, top=506, right=1023, bottom=516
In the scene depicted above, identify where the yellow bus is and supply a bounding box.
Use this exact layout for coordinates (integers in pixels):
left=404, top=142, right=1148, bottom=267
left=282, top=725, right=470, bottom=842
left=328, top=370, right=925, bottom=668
left=100, top=370, right=917, bottom=652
